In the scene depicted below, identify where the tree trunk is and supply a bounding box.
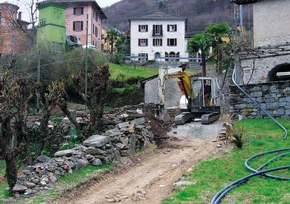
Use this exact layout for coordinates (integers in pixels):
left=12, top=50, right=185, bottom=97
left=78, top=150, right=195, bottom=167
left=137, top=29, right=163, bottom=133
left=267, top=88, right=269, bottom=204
left=110, top=38, right=114, bottom=54
left=217, top=47, right=223, bottom=75
left=1, top=119, right=17, bottom=196
left=5, top=155, right=17, bottom=196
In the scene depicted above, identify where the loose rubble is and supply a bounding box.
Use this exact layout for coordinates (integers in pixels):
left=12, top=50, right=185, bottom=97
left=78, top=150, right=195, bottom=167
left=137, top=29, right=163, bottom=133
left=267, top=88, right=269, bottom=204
left=12, top=105, right=155, bottom=197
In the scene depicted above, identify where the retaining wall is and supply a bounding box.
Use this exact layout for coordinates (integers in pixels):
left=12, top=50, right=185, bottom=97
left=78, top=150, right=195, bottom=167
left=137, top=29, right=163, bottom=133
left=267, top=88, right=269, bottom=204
left=229, top=80, right=290, bottom=118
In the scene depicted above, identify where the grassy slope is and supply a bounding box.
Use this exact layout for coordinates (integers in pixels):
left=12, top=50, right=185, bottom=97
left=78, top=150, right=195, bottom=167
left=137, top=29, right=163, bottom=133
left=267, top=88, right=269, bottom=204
left=109, top=63, right=158, bottom=80
left=162, top=118, right=290, bottom=204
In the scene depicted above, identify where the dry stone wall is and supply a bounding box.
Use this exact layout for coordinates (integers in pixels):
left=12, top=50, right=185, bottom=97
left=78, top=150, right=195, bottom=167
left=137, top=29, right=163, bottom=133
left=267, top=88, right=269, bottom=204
left=229, top=80, right=290, bottom=118
left=12, top=105, right=154, bottom=197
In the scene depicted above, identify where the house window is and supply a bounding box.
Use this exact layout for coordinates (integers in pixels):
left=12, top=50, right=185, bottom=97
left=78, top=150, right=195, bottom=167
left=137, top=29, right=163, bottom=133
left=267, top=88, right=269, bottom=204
left=167, top=24, right=177, bottom=32
left=153, top=25, right=163, bottom=36
left=167, top=38, right=177, bottom=46
left=139, top=25, right=148, bottom=32
left=95, top=26, right=98, bottom=37
left=74, top=7, right=84, bottom=15
left=95, top=12, right=98, bottom=21
left=138, top=39, right=148, bottom=47
left=153, top=39, right=162, bottom=46
left=39, top=18, right=46, bottom=26
left=73, top=21, right=83, bottom=31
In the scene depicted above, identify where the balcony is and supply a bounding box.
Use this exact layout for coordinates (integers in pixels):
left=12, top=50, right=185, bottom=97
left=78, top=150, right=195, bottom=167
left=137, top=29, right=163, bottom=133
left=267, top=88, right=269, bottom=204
left=152, top=31, right=163, bottom=37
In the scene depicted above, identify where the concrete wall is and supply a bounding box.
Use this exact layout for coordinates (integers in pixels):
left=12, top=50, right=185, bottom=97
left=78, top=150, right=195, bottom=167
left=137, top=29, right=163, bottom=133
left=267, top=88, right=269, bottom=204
left=145, top=77, right=182, bottom=108
left=253, top=0, right=290, bottom=47
left=230, top=80, right=290, bottom=118
left=144, top=68, right=182, bottom=108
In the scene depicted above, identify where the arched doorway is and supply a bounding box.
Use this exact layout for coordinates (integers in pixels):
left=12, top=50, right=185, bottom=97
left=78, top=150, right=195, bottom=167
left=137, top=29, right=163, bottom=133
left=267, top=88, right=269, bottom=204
left=155, top=52, right=161, bottom=60
left=267, top=63, right=290, bottom=82
left=169, top=52, right=177, bottom=61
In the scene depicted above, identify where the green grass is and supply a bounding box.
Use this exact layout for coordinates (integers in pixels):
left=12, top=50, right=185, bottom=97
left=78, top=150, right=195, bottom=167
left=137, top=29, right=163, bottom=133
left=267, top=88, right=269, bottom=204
left=108, top=63, right=200, bottom=81
left=109, top=63, right=158, bottom=80
left=162, top=118, right=290, bottom=204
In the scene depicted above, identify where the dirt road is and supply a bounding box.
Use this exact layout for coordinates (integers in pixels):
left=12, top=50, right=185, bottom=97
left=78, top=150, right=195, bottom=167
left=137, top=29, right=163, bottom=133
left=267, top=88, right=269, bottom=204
left=56, top=120, right=224, bottom=204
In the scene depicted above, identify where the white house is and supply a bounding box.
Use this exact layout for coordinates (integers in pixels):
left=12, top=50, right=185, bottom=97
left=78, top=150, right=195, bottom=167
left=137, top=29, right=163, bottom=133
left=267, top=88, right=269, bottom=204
left=129, top=11, right=190, bottom=62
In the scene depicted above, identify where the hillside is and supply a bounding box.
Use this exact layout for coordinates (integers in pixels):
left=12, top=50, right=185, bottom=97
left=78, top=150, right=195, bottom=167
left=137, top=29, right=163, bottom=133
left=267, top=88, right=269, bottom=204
left=102, top=0, right=253, bottom=35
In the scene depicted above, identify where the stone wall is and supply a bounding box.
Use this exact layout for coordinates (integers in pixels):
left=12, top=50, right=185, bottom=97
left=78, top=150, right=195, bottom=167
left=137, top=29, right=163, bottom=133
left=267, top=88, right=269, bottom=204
left=236, top=44, right=290, bottom=85
left=229, top=80, right=290, bottom=119
left=12, top=106, right=154, bottom=197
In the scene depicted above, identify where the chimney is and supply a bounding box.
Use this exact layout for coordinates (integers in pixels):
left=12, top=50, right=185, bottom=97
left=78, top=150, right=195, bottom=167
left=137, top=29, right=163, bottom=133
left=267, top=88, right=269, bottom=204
left=18, top=11, right=22, bottom=21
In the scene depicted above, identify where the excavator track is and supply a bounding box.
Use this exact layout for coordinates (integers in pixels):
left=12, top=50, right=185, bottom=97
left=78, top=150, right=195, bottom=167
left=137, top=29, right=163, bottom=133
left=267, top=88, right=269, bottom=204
left=174, top=111, right=220, bottom=125
left=200, top=112, right=220, bottom=124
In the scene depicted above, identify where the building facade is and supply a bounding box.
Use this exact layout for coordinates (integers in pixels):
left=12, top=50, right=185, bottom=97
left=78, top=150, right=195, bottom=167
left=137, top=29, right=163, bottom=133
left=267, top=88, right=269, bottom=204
left=252, top=0, right=290, bottom=47
left=230, top=0, right=290, bottom=118
left=37, top=2, right=66, bottom=50
left=129, top=11, right=189, bottom=62
left=0, top=2, right=29, bottom=56
left=233, top=0, right=290, bottom=85
left=40, top=0, right=107, bottom=50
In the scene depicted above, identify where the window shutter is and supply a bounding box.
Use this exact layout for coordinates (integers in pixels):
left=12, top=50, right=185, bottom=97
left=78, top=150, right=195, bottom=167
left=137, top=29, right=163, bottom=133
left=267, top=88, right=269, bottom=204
left=146, top=39, right=148, bottom=46
left=153, top=25, right=156, bottom=35
left=160, top=25, right=163, bottom=35
left=146, top=25, right=148, bottom=32
left=73, top=22, right=75, bottom=31
left=139, top=25, right=141, bottom=32
left=161, top=39, right=162, bottom=46
left=167, top=25, right=169, bottom=32
left=138, top=39, right=141, bottom=46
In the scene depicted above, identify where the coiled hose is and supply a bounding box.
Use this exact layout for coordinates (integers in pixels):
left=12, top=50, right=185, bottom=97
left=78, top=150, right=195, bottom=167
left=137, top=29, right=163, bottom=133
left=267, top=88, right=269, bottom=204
left=211, top=65, right=289, bottom=204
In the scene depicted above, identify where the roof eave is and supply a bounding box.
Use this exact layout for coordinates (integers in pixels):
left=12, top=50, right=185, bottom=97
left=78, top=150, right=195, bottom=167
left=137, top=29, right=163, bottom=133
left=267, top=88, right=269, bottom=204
left=229, top=0, right=258, bottom=5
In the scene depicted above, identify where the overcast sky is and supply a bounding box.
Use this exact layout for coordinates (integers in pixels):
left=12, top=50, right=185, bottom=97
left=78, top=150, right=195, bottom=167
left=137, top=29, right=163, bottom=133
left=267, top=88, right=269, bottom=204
left=0, top=0, right=121, bottom=22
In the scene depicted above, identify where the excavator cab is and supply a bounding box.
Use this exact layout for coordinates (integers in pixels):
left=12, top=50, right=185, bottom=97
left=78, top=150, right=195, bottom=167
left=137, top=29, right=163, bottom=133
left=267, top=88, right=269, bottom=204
left=191, top=78, right=216, bottom=107
left=177, top=77, right=220, bottom=124
left=157, top=66, right=220, bottom=124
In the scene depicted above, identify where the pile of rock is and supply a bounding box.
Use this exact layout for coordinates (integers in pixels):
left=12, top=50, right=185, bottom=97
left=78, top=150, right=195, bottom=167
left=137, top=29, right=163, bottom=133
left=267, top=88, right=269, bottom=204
left=12, top=106, right=154, bottom=197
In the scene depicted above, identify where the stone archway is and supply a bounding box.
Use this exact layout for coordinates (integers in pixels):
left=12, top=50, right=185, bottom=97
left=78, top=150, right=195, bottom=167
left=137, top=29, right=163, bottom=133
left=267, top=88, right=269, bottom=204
left=267, top=63, right=290, bottom=82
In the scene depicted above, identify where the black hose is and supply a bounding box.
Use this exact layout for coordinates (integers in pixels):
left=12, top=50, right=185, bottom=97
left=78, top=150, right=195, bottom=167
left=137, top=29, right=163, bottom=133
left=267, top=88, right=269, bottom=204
left=210, top=64, right=289, bottom=204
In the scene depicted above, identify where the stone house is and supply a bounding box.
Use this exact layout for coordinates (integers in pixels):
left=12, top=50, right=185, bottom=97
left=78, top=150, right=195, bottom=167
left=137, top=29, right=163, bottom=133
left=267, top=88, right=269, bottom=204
left=230, top=0, right=290, bottom=118
left=41, top=0, right=107, bottom=50
left=0, top=2, right=30, bottom=56
left=129, top=11, right=195, bottom=62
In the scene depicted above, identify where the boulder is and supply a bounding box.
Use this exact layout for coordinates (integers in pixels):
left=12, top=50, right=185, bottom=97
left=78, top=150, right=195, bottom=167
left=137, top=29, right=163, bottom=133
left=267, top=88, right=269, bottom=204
left=36, top=155, right=51, bottom=163
left=54, top=149, right=76, bottom=157
left=84, top=147, right=105, bottom=155
left=13, top=184, right=28, bottom=193
left=83, top=135, right=111, bottom=148
left=91, top=158, right=102, bottom=166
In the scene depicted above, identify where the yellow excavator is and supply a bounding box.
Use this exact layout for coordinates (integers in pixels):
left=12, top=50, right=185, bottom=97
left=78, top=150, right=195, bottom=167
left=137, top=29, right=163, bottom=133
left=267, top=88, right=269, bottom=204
left=158, top=66, right=220, bottom=125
